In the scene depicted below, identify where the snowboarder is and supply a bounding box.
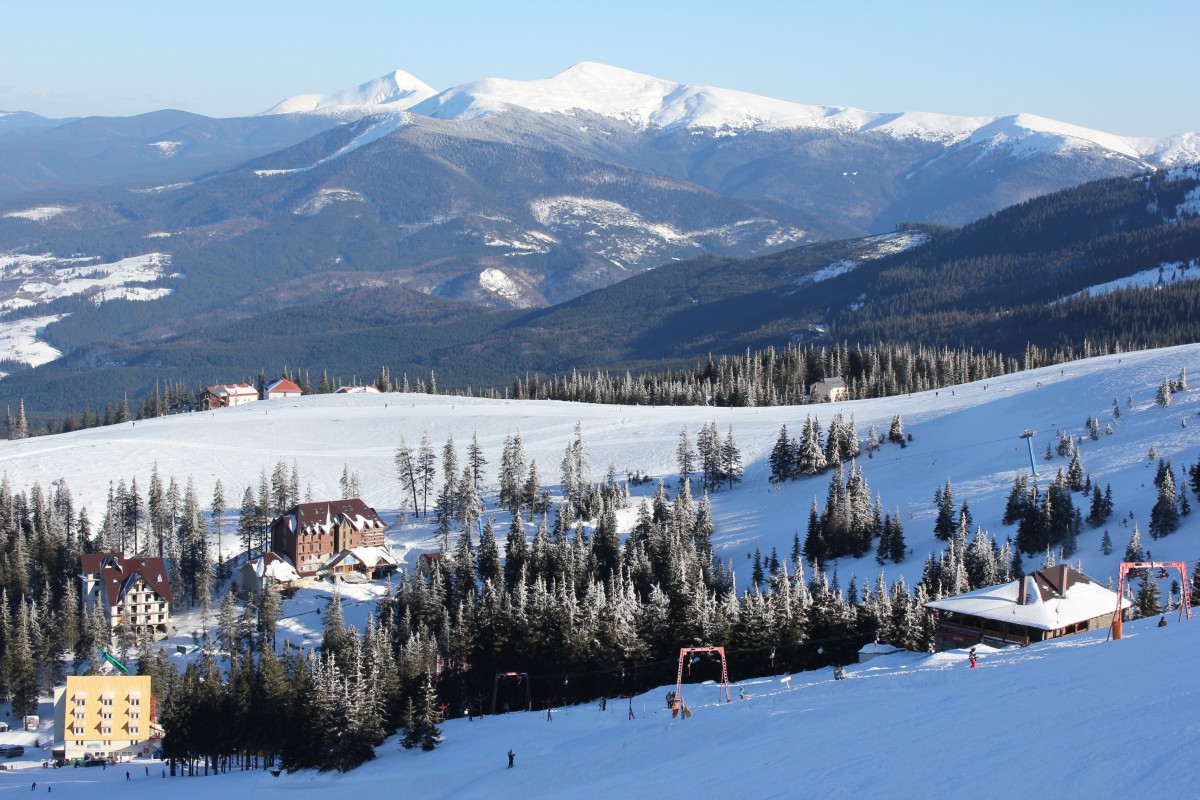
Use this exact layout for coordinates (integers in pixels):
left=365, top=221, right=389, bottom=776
left=1158, top=616, right=1167, bottom=627
left=507, top=749, right=515, bottom=768
left=739, top=687, right=746, bottom=700
left=969, top=647, right=977, bottom=669
left=546, top=706, right=553, bottom=722
left=126, top=771, right=131, bottom=780
left=834, top=665, right=846, bottom=680
left=31, top=783, right=36, bottom=791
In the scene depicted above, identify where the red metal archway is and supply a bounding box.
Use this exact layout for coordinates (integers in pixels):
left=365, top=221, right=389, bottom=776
left=674, top=646, right=732, bottom=709
left=1111, top=561, right=1192, bottom=640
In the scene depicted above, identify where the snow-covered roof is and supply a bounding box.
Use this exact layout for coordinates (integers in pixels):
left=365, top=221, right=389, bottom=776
left=205, top=383, right=256, bottom=397
left=334, top=385, right=381, bottom=393
left=924, top=565, right=1130, bottom=631
left=281, top=499, right=387, bottom=537
left=246, top=552, right=300, bottom=583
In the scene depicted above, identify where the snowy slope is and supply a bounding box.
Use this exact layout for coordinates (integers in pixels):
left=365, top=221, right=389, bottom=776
left=0, top=346, right=1196, bottom=797
left=268, top=62, right=1196, bottom=164
left=0, top=344, right=1195, bottom=597
left=0, top=618, right=1195, bottom=798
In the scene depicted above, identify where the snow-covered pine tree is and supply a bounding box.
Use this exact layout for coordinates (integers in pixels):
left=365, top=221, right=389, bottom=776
left=677, top=425, right=696, bottom=489
left=1149, top=465, right=1180, bottom=538
left=1124, top=524, right=1145, bottom=562
left=768, top=425, right=794, bottom=484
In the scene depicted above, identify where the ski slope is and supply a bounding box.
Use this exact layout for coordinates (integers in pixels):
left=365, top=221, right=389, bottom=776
left=0, top=617, right=1194, bottom=798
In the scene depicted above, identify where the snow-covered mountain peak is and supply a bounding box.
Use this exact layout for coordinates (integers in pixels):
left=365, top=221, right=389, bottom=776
left=262, top=69, right=437, bottom=118
left=264, top=63, right=1197, bottom=163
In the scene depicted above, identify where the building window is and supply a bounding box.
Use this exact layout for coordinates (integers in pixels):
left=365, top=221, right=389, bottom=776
left=101, top=728, right=112, bottom=736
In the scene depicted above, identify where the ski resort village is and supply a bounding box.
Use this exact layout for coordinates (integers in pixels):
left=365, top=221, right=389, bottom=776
left=0, top=344, right=1193, bottom=798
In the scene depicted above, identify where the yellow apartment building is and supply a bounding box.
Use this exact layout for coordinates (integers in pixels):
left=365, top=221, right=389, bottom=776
left=53, top=674, right=158, bottom=761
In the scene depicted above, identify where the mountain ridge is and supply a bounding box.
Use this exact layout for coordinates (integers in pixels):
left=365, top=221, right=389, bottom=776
left=264, top=61, right=1200, bottom=167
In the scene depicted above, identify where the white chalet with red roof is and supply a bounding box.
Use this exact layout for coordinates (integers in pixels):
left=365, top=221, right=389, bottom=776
left=264, top=377, right=303, bottom=400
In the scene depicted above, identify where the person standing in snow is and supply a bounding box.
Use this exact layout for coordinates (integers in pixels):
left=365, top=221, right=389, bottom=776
left=739, top=687, right=746, bottom=700
left=507, top=749, right=515, bottom=768
left=969, top=647, right=977, bottom=669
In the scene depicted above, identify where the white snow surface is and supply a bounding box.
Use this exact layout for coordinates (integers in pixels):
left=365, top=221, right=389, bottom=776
left=267, top=62, right=1199, bottom=162
left=0, top=347, right=1198, bottom=795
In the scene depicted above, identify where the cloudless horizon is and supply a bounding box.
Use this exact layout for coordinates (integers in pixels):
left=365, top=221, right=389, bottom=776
left=2, top=0, right=1197, bottom=138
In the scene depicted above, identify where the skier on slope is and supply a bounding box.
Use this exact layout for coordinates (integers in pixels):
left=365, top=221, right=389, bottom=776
left=968, top=646, right=977, bottom=669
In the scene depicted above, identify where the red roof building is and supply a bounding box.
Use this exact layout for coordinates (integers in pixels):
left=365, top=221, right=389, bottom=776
left=270, top=499, right=387, bottom=577
left=264, top=377, right=302, bottom=400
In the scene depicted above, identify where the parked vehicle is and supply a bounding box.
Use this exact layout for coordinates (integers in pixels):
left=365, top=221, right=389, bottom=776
left=0, top=745, right=25, bottom=757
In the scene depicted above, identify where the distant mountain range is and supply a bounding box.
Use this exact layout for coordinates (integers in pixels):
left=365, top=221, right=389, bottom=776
left=0, top=64, right=1197, bottom=416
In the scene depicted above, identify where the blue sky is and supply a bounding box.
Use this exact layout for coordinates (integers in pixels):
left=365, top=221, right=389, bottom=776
left=2, top=0, right=1196, bottom=137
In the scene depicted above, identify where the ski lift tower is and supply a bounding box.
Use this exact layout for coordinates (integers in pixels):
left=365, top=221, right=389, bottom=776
left=1111, top=561, right=1192, bottom=640
left=1019, top=430, right=1038, bottom=478
left=674, top=646, right=733, bottom=708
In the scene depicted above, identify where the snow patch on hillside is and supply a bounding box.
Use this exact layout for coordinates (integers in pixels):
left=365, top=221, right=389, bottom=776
left=1176, top=186, right=1200, bottom=219
left=0, top=252, right=178, bottom=312
left=1070, top=260, right=1200, bottom=299
left=0, top=314, right=64, bottom=368
left=478, top=268, right=532, bottom=306
left=483, top=232, right=552, bottom=254
left=150, top=140, right=183, bottom=157
left=531, top=196, right=802, bottom=267
left=2, top=206, right=72, bottom=222
left=295, top=188, right=367, bottom=215
left=131, top=182, right=191, bottom=194
left=797, top=230, right=929, bottom=288
left=256, top=116, right=410, bottom=177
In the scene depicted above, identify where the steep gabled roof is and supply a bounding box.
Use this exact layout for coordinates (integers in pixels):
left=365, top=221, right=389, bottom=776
left=924, top=565, right=1129, bottom=631
left=80, top=552, right=173, bottom=606
left=277, top=498, right=387, bottom=537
